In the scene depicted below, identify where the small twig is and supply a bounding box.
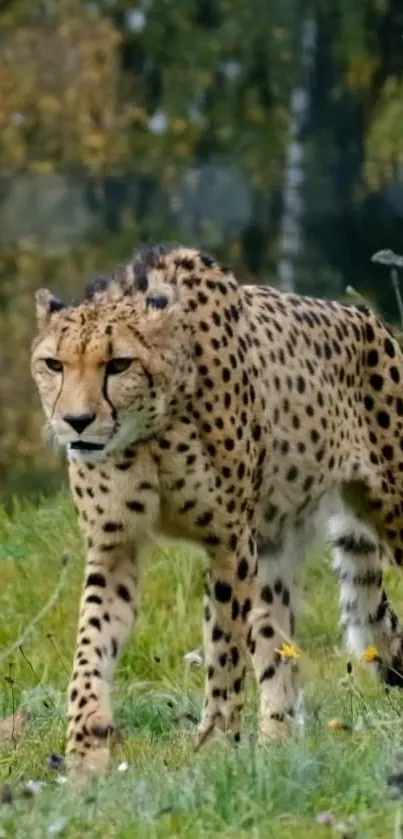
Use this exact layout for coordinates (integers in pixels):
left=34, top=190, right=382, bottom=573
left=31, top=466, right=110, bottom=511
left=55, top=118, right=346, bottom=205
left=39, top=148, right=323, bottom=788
left=194, top=718, right=217, bottom=753
left=390, top=268, right=403, bottom=327
left=46, top=633, right=70, bottom=675
left=345, top=284, right=373, bottom=308
left=371, top=248, right=403, bottom=327
left=4, top=662, right=15, bottom=746
left=384, top=686, right=400, bottom=715
left=371, top=249, right=403, bottom=269
left=18, top=646, right=64, bottom=724
left=0, top=553, right=71, bottom=667
left=394, top=803, right=402, bottom=839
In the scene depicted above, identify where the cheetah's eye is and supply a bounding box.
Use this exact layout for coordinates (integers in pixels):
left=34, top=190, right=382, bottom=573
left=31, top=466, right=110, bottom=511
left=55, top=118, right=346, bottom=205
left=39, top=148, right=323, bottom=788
left=44, top=358, right=63, bottom=373
left=105, top=358, right=133, bottom=376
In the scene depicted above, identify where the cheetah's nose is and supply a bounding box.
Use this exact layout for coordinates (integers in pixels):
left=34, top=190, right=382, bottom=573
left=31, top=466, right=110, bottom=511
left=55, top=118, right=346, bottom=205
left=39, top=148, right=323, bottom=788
left=63, top=413, right=96, bottom=435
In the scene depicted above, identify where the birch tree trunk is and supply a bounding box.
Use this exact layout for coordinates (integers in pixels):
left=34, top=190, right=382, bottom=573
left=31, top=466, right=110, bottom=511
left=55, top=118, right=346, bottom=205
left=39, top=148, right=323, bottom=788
left=277, top=14, right=317, bottom=293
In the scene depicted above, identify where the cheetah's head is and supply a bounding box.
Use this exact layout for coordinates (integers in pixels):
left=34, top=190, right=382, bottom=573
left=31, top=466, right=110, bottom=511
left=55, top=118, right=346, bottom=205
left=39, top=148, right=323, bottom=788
left=31, top=275, right=188, bottom=463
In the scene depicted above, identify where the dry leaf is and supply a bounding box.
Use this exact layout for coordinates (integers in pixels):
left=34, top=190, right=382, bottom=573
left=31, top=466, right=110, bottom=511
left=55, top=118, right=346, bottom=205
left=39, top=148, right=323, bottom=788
left=327, top=718, right=351, bottom=732
left=0, top=710, right=29, bottom=747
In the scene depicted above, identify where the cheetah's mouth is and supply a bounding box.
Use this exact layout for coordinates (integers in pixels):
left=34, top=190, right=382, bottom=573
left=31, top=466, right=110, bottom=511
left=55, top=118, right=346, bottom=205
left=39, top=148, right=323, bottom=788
left=69, top=441, right=105, bottom=452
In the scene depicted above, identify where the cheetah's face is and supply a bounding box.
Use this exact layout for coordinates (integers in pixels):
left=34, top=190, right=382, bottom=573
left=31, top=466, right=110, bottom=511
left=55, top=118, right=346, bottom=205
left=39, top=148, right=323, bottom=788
left=31, top=285, right=185, bottom=463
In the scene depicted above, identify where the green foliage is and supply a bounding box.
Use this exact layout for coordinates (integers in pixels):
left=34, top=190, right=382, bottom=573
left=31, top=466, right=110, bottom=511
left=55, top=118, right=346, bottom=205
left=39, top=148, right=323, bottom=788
left=366, top=78, right=403, bottom=188
left=0, top=494, right=403, bottom=836
left=0, top=1, right=128, bottom=173
left=330, top=0, right=403, bottom=189
left=1, top=0, right=403, bottom=492
left=0, top=0, right=299, bottom=494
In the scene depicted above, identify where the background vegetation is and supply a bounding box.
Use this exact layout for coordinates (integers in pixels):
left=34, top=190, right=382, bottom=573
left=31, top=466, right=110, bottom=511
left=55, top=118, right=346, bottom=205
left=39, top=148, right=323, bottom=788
left=1, top=0, right=403, bottom=497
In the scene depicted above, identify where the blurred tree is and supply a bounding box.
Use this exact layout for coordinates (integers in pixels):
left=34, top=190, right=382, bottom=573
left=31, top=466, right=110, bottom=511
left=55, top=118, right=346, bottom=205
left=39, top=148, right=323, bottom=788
left=277, top=14, right=317, bottom=292
left=299, top=0, right=403, bottom=310
left=0, top=0, right=132, bottom=495
left=101, top=0, right=300, bottom=272
left=1, top=0, right=403, bottom=496
left=0, top=0, right=129, bottom=173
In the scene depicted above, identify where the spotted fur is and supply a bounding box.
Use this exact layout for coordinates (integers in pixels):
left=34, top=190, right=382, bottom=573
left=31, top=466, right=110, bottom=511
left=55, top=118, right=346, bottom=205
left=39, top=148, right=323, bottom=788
left=31, top=243, right=403, bottom=776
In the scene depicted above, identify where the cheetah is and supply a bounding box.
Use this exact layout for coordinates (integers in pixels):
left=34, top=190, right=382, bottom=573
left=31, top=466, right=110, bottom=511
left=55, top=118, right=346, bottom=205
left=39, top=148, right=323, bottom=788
left=31, top=242, right=403, bottom=777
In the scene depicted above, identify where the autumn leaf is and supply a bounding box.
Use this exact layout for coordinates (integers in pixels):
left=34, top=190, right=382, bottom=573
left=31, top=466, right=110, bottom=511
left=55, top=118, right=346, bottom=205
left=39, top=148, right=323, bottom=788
left=0, top=710, right=29, bottom=748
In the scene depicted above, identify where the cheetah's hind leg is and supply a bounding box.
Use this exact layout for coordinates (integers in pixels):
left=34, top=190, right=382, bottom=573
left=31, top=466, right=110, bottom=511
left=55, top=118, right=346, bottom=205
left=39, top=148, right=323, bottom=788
left=328, top=507, right=403, bottom=688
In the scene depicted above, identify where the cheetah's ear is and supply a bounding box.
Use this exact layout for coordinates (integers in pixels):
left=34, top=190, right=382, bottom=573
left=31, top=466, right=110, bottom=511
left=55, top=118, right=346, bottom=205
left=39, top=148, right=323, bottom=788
left=35, top=289, right=66, bottom=330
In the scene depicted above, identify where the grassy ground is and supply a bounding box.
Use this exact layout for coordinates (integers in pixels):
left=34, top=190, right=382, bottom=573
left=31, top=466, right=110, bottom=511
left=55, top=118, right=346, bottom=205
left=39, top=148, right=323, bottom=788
left=0, top=495, right=403, bottom=837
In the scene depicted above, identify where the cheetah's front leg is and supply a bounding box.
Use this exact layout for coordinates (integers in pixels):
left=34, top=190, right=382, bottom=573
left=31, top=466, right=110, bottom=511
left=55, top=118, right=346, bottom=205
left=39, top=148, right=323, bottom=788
left=67, top=454, right=159, bottom=778
left=199, top=531, right=258, bottom=746
left=66, top=551, right=139, bottom=775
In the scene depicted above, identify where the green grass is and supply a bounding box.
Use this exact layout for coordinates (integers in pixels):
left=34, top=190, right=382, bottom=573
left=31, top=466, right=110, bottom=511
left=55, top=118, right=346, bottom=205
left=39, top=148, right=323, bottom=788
left=1, top=495, right=403, bottom=836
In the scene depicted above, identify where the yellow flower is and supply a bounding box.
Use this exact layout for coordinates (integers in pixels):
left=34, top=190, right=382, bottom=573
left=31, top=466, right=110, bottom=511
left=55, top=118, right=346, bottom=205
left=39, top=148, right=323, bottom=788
left=276, top=643, right=300, bottom=660
left=363, top=645, right=380, bottom=663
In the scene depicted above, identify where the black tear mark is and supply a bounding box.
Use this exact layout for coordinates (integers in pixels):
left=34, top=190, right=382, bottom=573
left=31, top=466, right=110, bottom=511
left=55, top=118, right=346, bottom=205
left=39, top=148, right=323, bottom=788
left=146, top=294, right=168, bottom=310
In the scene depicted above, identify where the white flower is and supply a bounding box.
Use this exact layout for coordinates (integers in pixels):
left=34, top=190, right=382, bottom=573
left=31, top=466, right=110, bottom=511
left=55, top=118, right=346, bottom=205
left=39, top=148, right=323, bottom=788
left=148, top=111, right=168, bottom=135
left=117, top=761, right=129, bottom=773
left=126, top=10, right=146, bottom=32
